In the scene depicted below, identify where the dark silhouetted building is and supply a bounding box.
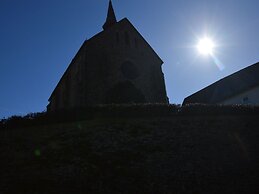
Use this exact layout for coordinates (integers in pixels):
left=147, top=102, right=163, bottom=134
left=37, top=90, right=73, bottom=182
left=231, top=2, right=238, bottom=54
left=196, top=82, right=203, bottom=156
left=47, top=0, right=168, bottom=111
left=183, top=62, right=259, bottom=105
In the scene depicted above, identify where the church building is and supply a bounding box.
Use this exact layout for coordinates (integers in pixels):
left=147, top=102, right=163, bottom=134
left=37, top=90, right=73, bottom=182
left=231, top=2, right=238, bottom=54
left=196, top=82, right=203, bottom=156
left=47, top=1, right=168, bottom=112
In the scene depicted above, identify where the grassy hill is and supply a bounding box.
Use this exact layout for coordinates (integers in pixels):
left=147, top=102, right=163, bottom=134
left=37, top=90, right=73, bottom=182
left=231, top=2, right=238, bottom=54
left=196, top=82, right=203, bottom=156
left=0, top=104, right=259, bottom=193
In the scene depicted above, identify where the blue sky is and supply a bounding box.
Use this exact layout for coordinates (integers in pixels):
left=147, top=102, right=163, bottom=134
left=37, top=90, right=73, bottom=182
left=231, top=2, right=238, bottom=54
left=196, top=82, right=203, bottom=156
left=0, top=0, right=258, bottom=118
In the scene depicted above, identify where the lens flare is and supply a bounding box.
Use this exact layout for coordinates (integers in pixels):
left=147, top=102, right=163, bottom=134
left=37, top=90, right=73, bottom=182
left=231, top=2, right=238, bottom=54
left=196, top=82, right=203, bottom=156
left=197, top=37, right=215, bottom=55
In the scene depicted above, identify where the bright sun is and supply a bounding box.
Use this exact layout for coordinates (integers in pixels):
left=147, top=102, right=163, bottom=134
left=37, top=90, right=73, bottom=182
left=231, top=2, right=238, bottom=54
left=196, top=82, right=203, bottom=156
left=197, top=37, right=215, bottom=56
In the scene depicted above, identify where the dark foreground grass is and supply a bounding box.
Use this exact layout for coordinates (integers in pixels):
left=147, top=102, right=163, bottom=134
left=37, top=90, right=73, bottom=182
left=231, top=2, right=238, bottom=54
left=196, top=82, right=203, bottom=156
left=0, top=105, right=259, bottom=193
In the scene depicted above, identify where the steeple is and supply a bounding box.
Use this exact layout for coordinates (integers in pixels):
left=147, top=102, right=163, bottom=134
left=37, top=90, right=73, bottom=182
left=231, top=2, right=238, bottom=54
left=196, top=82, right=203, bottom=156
left=103, top=0, right=117, bottom=30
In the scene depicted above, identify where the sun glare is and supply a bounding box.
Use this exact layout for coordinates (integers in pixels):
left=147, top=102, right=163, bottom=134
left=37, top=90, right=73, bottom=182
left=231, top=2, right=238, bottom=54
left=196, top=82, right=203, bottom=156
left=197, top=37, right=215, bottom=56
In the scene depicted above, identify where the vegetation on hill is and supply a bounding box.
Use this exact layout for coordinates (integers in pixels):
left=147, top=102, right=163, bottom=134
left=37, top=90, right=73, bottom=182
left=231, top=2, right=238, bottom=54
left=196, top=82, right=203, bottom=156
left=0, top=104, right=259, bottom=193
left=1, top=104, right=259, bottom=129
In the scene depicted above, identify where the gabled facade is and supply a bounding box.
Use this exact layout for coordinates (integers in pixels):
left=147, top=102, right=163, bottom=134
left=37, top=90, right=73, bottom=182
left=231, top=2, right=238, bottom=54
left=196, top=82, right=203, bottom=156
left=47, top=1, right=168, bottom=111
left=183, top=62, right=259, bottom=105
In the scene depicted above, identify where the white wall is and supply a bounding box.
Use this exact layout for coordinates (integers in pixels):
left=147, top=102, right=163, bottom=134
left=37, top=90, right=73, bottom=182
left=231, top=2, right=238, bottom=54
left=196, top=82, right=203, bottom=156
left=220, top=86, right=259, bottom=105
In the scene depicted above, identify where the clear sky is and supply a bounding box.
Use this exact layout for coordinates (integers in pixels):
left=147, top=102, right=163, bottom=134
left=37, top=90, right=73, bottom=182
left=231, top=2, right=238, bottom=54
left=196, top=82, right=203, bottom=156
left=0, top=0, right=258, bottom=118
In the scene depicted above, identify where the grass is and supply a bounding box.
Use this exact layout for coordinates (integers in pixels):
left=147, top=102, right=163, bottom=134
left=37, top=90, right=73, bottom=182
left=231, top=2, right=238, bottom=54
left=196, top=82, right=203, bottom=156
left=0, top=104, right=259, bottom=193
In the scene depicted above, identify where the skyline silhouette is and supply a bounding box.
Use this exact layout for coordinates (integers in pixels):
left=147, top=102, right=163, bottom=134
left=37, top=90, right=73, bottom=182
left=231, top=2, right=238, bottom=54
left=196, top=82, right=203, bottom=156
left=0, top=0, right=259, bottom=118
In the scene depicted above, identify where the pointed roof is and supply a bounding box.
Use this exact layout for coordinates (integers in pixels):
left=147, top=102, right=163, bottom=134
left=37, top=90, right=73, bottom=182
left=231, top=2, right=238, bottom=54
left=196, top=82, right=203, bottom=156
left=103, top=0, right=117, bottom=30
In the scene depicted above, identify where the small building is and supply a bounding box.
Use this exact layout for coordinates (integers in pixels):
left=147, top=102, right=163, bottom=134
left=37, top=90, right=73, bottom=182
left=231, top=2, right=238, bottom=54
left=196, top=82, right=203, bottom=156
left=183, top=62, right=259, bottom=105
left=47, top=1, right=168, bottom=112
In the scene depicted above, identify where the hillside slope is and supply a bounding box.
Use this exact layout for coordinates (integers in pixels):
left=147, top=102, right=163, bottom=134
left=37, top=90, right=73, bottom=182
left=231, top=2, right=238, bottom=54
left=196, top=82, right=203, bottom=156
left=1, top=113, right=259, bottom=193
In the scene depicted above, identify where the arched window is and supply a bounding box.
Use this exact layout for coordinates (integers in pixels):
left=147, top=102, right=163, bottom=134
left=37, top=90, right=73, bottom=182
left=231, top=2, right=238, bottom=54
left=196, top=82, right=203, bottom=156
left=120, top=61, right=139, bottom=79
left=125, top=31, right=130, bottom=46
left=135, top=38, right=138, bottom=49
left=116, top=32, right=120, bottom=43
left=106, top=81, right=146, bottom=104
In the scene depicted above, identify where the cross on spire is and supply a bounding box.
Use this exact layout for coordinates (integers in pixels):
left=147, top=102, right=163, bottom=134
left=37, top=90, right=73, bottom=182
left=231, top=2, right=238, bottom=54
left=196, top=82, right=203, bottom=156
left=103, top=0, right=117, bottom=30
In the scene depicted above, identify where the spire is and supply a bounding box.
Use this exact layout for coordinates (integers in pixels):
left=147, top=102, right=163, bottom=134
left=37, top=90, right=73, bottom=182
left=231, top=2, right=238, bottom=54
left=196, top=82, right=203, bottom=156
left=103, top=0, right=117, bottom=30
